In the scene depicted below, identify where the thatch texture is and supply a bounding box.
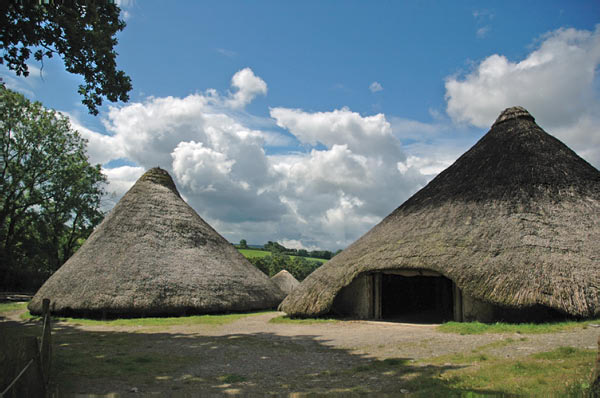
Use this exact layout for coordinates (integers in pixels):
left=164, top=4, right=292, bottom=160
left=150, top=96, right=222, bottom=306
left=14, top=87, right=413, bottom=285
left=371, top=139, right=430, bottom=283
left=280, top=107, right=600, bottom=318
left=29, top=168, right=284, bottom=317
left=271, top=270, right=300, bottom=296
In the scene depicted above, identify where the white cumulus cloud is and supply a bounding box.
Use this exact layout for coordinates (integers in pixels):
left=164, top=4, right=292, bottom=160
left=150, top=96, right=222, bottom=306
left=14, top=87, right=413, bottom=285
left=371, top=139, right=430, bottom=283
left=369, top=81, right=383, bottom=93
left=445, top=25, right=600, bottom=167
left=270, top=107, right=403, bottom=161
left=226, top=67, right=268, bottom=109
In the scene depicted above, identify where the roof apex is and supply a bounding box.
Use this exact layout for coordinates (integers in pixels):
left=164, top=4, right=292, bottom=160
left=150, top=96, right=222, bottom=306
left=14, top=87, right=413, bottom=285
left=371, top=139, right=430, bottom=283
left=492, top=106, right=535, bottom=127
left=138, top=167, right=179, bottom=195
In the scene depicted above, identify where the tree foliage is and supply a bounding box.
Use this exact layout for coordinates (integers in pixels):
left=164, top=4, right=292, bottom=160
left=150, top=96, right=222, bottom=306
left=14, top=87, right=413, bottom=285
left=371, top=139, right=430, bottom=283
left=263, top=240, right=339, bottom=260
left=0, top=1, right=132, bottom=115
left=248, top=253, right=322, bottom=282
left=0, top=85, right=106, bottom=290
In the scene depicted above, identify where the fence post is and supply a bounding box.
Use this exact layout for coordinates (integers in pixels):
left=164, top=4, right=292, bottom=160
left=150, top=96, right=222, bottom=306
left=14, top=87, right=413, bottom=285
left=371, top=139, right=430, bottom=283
left=39, top=298, right=52, bottom=386
left=590, top=335, right=600, bottom=395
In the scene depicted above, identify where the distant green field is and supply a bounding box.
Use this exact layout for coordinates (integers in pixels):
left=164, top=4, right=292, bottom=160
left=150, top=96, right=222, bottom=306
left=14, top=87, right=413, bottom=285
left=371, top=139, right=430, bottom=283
left=238, top=249, right=327, bottom=263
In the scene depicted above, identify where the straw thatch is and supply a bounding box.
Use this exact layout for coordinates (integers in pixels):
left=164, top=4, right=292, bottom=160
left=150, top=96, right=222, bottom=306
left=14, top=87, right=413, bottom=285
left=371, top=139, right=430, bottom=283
left=280, top=106, right=600, bottom=319
left=271, top=270, right=300, bottom=296
left=29, top=168, right=284, bottom=317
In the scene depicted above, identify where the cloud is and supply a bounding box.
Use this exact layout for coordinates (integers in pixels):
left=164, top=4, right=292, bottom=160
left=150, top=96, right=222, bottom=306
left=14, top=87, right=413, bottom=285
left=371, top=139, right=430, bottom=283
left=115, top=0, right=134, bottom=20
left=472, top=9, right=493, bottom=39
left=268, top=108, right=427, bottom=248
left=476, top=26, right=490, bottom=39
left=1, top=63, right=43, bottom=98
left=369, top=81, right=383, bottom=93
left=75, top=76, right=428, bottom=249
left=472, top=9, right=494, bottom=21
left=226, top=67, right=268, bottom=109
left=74, top=69, right=282, bottom=222
left=270, top=107, right=404, bottom=161
left=445, top=26, right=600, bottom=167
left=100, top=165, right=145, bottom=209
left=217, top=48, right=237, bottom=58
left=64, top=64, right=539, bottom=250
left=66, top=113, right=124, bottom=165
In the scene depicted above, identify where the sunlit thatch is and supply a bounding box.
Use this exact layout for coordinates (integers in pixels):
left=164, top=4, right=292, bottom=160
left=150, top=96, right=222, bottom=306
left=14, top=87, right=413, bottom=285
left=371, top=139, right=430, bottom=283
left=281, top=107, right=600, bottom=319
left=29, top=168, right=284, bottom=317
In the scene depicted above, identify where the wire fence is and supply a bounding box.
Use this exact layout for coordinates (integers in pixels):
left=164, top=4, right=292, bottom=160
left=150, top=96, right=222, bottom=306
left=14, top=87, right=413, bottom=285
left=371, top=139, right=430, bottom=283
left=0, top=298, right=52, bottom=398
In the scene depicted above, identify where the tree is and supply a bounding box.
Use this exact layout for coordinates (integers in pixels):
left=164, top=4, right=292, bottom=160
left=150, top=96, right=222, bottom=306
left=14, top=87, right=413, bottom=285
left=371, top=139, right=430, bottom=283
left=239, top=239, right=248, bottom=249
left=0, top=1, right=132, bottom=115
left=264, top=240, right=286, bottom=253
left=0, top=85, right=106, bottom=289
left=247, top=253, right=322, bottom=282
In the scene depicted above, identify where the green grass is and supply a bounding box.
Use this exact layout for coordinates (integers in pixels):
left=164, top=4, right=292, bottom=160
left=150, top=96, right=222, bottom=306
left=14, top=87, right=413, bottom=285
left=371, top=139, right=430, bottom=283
left=52, top=332, right=193, bottom=386
left=26, top=311, right=273, bottom=327
left=268, top=315, right=338, bottom=324
left=238, top=248, right=327, bottom=263
left=217, top=374, right=247, bottom=383
left=238, top=248, right=272, bottom=258
left=438, top=319, right=600, bottom=335
left=433, top=346, right=596, bottom=396
left=0, top=301, right=28, bottom=313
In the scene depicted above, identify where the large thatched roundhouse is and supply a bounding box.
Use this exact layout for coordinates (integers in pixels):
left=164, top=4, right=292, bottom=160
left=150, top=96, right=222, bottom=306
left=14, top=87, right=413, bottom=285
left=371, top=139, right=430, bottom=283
left=280, top=107, right=600, bottom=323
left=29, top=168, right=284, bottom=317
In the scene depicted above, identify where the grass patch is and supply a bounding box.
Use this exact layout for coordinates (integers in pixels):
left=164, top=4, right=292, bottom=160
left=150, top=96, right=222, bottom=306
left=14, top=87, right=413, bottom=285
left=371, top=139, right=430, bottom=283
left=238, top=249, right=327, bottom=263
left=269, top=315, right=338, bottom=324
left=431, top=346, right=596, bottom=396
left=531, top=346, right=583, bottom=360
left=0, top=301, right=28, bottom=313
left=238, top=249, right=272, bottom=258
left=438, top=319, right=600, bottom=335
left=217, top=374, right=247, bottom=383
left=26, top=311, right=273, bottom=327
left=54, top=335, right=191, bottom=383
left=467, top=337, right=526, bottom=353
left=426, top=352, right=496, bottom=366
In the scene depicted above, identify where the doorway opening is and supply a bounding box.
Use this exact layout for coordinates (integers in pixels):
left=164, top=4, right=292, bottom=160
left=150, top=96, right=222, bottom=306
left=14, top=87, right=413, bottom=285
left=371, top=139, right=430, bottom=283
left=381, top=273, right=453, bottom=323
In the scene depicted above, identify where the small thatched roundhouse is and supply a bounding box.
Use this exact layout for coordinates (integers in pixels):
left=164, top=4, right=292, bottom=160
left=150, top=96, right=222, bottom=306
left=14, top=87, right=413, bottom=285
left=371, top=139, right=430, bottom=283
left=29, top=168, right=284, bottom=317
left=280, top=107, right=600, bottom=323
left=271, top=270, right=300, bottom=296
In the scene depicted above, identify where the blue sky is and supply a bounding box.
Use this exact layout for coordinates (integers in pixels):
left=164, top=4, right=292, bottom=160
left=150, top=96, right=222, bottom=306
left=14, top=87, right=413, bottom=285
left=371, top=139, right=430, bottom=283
left=3, top=1, right=600, bottom=250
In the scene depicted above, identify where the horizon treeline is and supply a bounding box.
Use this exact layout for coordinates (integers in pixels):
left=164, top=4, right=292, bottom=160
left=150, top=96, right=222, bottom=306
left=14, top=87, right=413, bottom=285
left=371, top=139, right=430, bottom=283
left=237, top=240, right=342, bottom=260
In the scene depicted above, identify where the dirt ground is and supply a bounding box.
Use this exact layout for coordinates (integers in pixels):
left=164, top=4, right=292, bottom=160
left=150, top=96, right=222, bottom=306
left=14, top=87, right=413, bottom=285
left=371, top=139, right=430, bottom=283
left=2, top=308, right=599, bottom=397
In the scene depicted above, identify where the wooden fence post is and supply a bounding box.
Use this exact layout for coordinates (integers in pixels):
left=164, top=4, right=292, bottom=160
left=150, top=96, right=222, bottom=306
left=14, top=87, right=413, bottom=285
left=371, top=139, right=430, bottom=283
left=39, top=298, right=52, bottom=386
left=591, top=334, right=600, bottom=397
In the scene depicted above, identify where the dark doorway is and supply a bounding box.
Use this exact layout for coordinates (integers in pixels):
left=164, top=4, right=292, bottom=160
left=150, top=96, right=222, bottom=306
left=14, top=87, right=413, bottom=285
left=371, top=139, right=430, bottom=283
left=381, top=274, right=453, bottom=323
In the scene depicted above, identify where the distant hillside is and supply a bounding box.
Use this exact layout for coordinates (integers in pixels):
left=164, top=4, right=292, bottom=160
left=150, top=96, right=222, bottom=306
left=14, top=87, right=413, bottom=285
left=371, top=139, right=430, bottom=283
left=238, top=248, right=327, bottom=264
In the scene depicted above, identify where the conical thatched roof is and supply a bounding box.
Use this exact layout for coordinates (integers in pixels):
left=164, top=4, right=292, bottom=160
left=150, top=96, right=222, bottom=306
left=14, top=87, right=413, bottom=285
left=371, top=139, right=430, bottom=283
left=281, top=106, right=600, bottom=318
left=29, top=168, right=284, bottom=317
left=271, top=270, right=300, bottom=296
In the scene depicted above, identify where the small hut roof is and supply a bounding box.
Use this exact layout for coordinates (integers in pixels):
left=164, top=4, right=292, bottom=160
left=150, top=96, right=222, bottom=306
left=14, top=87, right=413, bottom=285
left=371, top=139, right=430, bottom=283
left=280, top=107, right=600, bottom=318
left=29, top=168, right=284, bottom=316
left=271, top=270, right=300, bottom=295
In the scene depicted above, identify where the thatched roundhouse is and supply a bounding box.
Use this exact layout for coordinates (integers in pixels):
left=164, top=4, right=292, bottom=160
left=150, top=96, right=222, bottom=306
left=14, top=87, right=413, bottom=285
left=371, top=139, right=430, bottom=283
left=271, top=270, right=300, bottom=296
left=280, top=107, right=600, bottom=323
left=29, top=168, right=284, bottom=317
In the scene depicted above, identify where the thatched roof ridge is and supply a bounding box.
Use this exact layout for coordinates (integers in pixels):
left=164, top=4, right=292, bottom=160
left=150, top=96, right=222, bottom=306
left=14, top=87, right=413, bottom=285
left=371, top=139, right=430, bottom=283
left=137, top=166, right=180, bottom=196
left=271, top=270, right=300, bottom=296
left=29, top=167, right=284, bottom=317
left=280, top=107, right=600, bottom=318
left=492, top=105, right=534, bottom=126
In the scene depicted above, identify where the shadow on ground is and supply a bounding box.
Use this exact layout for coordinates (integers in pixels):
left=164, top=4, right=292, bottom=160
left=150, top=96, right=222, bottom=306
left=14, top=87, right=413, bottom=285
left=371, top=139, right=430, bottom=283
left=1, top=315, right=514, bottom=397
